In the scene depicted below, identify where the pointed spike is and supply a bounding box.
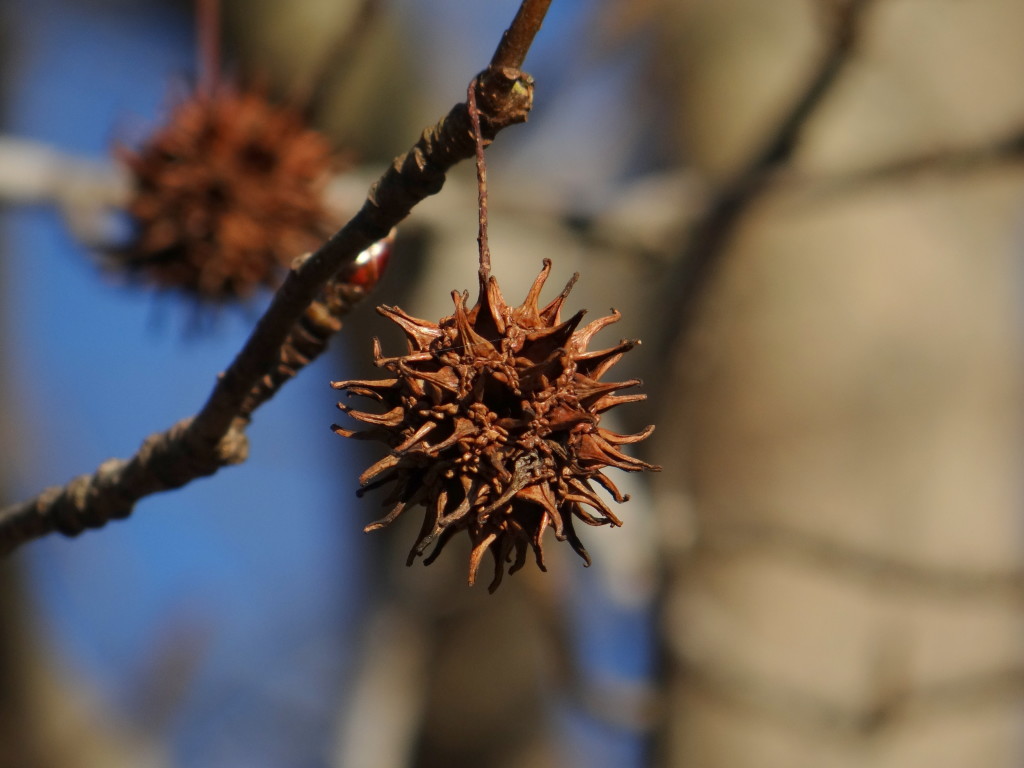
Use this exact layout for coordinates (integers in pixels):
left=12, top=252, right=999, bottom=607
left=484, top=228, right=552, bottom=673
left=331, top=423, right=392, bottom=442
left=578, top=433, right=661, bottom=472
left=563, top=514, right=592, bottom=566
left=574, top=339, right=637, bottom=379
left=331, top=423, right=358, bottom=438
left=375, top=350, right=434, bottom=368
left=575, top=377, right=642, bottom=406
left=516, top=353, right=565, bottom=395
left=358, top=453, right=400, bottom=485
left=599, top=424, right=656, bottom=445
left=519, top=259, right=553, bottom=319
left=508, top=538, right=530, bottom=575
left=565, top=479, right=618, bottom=528
left=337, top=404, right=405, bottom=427
left=473, top=270, right=507, bottom=338
left=334, top=380, right=401, bottom=402
left=331, top=377, right=399, bottom=391
left=525, top=308, right=586, bottom=346
left=403, top=365, right=459, bottom=393
left=591, top=471, right=631, bottom=503
left=468, top=532, right=498, bottom=586
left=408, top=493, right=445, bottom=564
left=426, top=417, right=477, bottom=453
left=378, top=305, right=442, bottom=350
left=591, top=392, right=647, bottom=413
left=546, top=408, right=595, bottom=433
left=571, top=310, right=621, bottom=353
left=486, top=533, right=520, bottom=591
left=566, top=495, right=615, bottom=526
left=421, top=525, right=459, bottom=566
left=393, top=421, right=438, bottom=453
left=531, top=540, right=548, bottom=572
left=566, top=477, right=620, bottom=523
left=531, top=516, right=550, bottom=571
left=356, top=470, right=403, bottom=497
left=438, top=478, right=476, bottom=526
left=343, top=386, right=391, bottom=402
left=539, top=271, right=580, bottom=324
left=518, top=310, right=587, bottom=363
left=364, top=500, right=408, bottom=532
left=499, top=531, right=519, bottom=567
left=517, top=483, right=563, bottom=538
left=452, top=290, right=494, bottom=353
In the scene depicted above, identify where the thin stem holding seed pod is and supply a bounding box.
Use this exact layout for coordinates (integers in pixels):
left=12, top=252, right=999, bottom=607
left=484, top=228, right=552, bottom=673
left=467, top=78, right=491, bottom=277
left=196, top=0, right=221, bottom=96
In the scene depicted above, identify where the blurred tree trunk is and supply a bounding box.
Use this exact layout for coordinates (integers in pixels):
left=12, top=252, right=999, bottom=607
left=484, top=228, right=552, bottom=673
left=0, top=19, right=159, bottom=760
left=0, top=261, right=151, bottom=768
left=651, top=1, right=1024, bottom=766
left=0, top=20, right=45, bottom=753
left=0, top=562, right=52, bottom=768
left=0, top=557, right=163, bottom=767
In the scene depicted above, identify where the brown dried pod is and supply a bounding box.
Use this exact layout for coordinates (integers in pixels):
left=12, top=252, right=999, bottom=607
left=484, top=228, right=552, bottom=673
left=115, top=84, right=338, bottom=300
left=332, top=260, right=660, bottom=591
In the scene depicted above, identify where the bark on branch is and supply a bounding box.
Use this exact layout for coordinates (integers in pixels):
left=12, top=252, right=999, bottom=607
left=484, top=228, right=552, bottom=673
left=0, top=2, right=549, bottom=556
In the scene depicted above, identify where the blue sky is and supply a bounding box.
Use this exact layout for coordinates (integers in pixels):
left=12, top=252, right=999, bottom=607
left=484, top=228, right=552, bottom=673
left=2, top=2, right=651, bottom=766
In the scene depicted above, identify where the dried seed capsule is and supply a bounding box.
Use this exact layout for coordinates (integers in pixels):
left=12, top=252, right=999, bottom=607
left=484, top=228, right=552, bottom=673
left=332, top=260, right=659, bottom=591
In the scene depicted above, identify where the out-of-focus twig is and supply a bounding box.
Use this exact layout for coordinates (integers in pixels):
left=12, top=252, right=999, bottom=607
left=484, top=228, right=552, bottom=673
left=805, top=125, right=1024, bottom=196
left=301, top=0, right=385, bottom=120
left=0, top=136, right=698, bottom=263
left=196, top=0, right=220, bottom=96
left=657, top=0, right=877, bottom=359
left=0, top=137, right=128, bottom=206
left=0, top=0, right=551, bottom=556
left=697, top=516, right=1024, bottom=603
left=0, top=137, right=129, bottom=245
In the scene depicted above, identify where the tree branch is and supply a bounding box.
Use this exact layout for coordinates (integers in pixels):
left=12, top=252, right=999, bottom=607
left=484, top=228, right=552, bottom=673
left=0, top=1, right=551, bottom=556
left=490, top=0, right=552, bottom=71
left=657, top=0, right=877, bottom=360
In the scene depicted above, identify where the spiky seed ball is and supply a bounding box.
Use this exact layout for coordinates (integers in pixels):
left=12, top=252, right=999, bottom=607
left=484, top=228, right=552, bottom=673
left=332, top=260, right=660, bottom=591
left=116, top=84, right=338, bottom=300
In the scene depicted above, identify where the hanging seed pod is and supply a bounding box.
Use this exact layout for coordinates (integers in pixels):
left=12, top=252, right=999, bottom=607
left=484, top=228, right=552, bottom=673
left=332, top=260, right=659, bottom=592
left=115, top=84, right=339, bottom=301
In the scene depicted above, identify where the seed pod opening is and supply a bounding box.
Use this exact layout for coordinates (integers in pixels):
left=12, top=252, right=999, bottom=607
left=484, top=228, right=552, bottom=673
left=332, top=260, right=659, bottom=591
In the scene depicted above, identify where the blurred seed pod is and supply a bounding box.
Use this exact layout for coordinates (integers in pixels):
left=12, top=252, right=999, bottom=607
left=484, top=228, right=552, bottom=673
left=114, top=83, right=341, bottom=301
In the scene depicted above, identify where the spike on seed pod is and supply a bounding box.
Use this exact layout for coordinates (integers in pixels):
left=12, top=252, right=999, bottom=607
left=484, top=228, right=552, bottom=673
left=331, top=260, right=660, bottom=592
left=114, top=83, right=340, bottom=301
